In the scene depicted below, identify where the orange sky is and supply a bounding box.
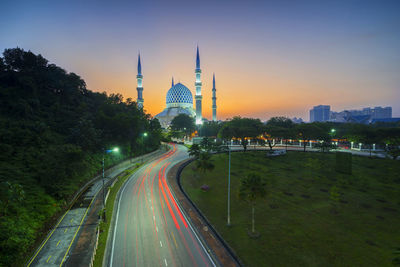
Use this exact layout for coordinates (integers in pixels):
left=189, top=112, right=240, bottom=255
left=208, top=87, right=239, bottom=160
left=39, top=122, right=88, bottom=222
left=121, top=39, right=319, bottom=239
left=2, top=0, right=399, bottom=121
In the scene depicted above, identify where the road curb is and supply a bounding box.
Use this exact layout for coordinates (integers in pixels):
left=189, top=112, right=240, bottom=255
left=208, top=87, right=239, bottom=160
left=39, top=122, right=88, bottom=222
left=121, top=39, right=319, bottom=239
left=173, top=157, right=244, bottom=267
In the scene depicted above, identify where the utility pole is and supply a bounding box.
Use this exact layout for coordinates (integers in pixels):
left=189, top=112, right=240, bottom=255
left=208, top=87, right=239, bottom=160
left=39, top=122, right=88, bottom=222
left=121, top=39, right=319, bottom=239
left=227, top=142, right=231, bottom=226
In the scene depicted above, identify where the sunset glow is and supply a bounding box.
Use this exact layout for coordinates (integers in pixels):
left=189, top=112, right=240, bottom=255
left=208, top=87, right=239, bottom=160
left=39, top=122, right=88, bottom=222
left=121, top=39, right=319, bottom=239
left=1, top=0, right=399, bottom=120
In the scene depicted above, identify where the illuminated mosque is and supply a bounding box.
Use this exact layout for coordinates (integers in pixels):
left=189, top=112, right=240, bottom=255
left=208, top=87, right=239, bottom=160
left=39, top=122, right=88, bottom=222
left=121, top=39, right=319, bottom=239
left=136, top=46, right=217, bottom=128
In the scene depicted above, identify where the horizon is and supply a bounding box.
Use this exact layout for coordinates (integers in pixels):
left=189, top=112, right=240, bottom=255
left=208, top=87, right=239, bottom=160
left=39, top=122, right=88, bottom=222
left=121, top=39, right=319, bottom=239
left=1, top=0, right=399, bottom=120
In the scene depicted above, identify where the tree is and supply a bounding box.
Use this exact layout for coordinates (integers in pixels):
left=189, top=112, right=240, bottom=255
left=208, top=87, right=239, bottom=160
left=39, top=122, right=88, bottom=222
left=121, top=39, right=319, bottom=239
left=263, top=125, right=285, bottom=151
left=170, top=114, right=195, bottom=136
left=196, top=152, right=215, bottom=174
left=266, top=117, right=294, bottom=128
left=379, top=128, right=400, bottom=159
left=218, top=116, right=263, bottom=152
left=346, top=125, right=380, bottom=157
left=200, top=137, right=214, bottom=152
left=0, top=48, right=163, bottom=265
left=295, top=123, right=326, bottom=152
left=199, top=121, right=222, bottom=137
left=239, top=173, right=267, bottom=234
left=188, top=144, right=201, bottom=158
left=264, top=117, right=295, bottom=151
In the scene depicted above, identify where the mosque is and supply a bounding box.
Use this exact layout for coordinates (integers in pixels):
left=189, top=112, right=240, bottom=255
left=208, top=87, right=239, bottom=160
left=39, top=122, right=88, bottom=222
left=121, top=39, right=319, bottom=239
left=135, top=46, right=217, bottom=128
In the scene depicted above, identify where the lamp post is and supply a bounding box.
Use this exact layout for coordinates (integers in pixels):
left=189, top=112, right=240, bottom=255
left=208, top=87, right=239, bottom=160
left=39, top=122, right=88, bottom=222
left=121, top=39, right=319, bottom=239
left=227, top=141, right=231, bottom=226
left=141, top=132, right=148, bottom=162
left=330, top=129, right=336, bottom=146
left=102, top=147, right=119, bottom=221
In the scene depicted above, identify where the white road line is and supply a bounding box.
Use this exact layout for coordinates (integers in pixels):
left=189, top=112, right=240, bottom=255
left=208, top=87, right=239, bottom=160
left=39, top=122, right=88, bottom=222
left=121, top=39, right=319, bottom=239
left=160, top=241, right=163, bottom=247
left=110, top=165, right=145, bottom=267
left=156, top=226, right=158, bottom=232
left=153, top=215, right=155, bottom=221
left=164, top=258, right=168, bottom=266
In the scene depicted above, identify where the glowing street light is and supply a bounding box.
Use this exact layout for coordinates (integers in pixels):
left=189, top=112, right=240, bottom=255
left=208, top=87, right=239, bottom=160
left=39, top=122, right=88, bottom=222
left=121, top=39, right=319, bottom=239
left=102, top=147, right=119, bottom=221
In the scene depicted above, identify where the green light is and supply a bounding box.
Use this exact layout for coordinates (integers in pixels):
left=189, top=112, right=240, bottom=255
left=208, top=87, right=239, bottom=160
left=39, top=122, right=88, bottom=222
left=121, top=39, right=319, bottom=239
left=331, top=129, right=336, bottom=133
left=143, top=132, right=148, bottom=137
left=112, top=147, right=119, bottom=152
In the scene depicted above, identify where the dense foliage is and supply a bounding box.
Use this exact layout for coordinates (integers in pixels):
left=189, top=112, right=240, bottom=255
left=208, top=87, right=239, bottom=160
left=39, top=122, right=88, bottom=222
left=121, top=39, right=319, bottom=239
left=0, top=48, right=162, bottom=266
left=218, top=116, right=400, bottom=158
left=170, top=113, right=195, bottom=137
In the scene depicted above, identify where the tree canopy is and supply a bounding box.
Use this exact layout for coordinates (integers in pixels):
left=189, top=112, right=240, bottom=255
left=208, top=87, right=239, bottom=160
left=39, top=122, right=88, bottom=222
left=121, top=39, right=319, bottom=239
left=170, top=114, right=195, bottom=136
left=219, top=116, right=263, bottom=151
left=0, top=48, right=162, bottom=265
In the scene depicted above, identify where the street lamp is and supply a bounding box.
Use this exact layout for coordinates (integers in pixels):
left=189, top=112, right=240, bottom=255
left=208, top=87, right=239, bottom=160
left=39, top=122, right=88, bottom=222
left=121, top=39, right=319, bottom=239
left=102, top=147, right=119, bottom=221
left=141, top=132, right=148, bottom=162
left=227, top=141, right=231, bottom=226
left=330, top=129, right=336, bottom=146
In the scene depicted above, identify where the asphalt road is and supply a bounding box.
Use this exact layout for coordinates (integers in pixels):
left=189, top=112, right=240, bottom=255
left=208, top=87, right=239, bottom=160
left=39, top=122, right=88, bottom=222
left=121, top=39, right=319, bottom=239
left=27, top=150, right=164, bottom=267
left=107, top=144, right=216, bottom=267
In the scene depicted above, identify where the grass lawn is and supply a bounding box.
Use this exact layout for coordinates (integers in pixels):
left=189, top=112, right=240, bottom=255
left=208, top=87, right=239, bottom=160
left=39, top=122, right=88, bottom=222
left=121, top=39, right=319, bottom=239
left=181, top=151, right=400, bottom=266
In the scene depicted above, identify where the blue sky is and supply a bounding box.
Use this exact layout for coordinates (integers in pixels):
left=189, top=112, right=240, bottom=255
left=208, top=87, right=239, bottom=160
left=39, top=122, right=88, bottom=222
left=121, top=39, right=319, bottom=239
left=1, top=0, right=399, bottom=119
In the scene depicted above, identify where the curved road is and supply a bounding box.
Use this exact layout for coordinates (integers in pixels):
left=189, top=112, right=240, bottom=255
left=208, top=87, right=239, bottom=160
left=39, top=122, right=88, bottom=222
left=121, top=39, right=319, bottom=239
left=107, top=144, right=216, bottom=267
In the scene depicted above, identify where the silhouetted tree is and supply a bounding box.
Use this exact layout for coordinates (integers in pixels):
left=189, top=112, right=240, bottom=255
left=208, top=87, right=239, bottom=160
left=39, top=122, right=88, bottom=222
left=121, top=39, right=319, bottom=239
left=239, top=173, right=267, bottom=234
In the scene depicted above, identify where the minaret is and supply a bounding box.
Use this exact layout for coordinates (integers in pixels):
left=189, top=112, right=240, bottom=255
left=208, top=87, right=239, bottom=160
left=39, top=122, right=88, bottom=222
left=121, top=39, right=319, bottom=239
left=136, top=53, right=144, bottom=109
left=171, top=77, right=174, bottom=87
left=212, top=73, right=217, bottom=121
left=195, top=46, right=203, bottom=124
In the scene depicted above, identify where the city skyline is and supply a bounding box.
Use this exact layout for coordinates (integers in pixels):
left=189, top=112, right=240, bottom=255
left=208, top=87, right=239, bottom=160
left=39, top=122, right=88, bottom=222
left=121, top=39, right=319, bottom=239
left=2, top=0, right=399, bottom=120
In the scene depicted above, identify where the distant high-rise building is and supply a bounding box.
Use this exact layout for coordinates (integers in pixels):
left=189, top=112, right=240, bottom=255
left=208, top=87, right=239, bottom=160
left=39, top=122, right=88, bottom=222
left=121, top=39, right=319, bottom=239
left=310, top=105, right=330, bottom=122
left=372, top=106, right=392, bottom=119
left=329, top=106, right=392, bottom=123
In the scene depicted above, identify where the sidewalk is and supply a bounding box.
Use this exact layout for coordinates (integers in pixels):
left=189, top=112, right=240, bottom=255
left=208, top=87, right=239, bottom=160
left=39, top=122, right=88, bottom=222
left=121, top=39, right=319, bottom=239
left=64, top=148, right=168, bottom=266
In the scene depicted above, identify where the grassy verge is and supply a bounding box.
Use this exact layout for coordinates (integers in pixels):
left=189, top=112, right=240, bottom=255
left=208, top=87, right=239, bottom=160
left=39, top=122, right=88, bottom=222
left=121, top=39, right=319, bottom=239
left=184, top=144, right=192, bottom=149
left=181, top=151, right=400, bottom=266
left=92, top=163, right=141, bottom=267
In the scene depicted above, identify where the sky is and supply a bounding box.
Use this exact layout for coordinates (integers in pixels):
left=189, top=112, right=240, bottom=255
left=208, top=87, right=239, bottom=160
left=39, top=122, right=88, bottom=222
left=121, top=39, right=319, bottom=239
left=1, top=0, right=400, bottom=121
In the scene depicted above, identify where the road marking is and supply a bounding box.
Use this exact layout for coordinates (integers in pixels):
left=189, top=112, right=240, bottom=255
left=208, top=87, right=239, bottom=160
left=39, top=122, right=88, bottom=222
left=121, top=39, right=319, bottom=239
left=171, top=231, right=178, bottom=248
left=111, top=164, right=147, bottom=267
left=70, top=218, right=73, bottom=223
left=46, top=255, right=52, bottom=263
left=164, top=258, right=168, bottom=266
left=153, top=215, right=155, bottom=221
left=56, top=240, right=61, bottom=247
left=27, top=200, right=73, bottom=267
left=160, top=241, right=163, bottom=247
left=156, top=226, right=158, bottom=232
left=59, top=191, right=99, bottom=267
left=64, top=228, right=68, bottom=233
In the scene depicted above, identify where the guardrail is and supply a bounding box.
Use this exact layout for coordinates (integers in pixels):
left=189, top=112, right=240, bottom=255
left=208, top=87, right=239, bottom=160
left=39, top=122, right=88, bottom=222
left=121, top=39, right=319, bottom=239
left=176, top=158, right=244, bottom=267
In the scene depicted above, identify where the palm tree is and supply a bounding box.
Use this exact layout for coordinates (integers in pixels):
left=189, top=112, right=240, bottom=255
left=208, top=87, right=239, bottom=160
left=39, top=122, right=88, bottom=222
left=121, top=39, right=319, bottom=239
left=196, top=151, right=215, bottom=174
left=239, top=173, right=267, bottom=234
left=188, top=144, right=201, bottom=158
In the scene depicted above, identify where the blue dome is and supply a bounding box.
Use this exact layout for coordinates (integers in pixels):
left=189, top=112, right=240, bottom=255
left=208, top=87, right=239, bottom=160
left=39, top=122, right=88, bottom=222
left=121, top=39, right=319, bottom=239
left=166, top=83, right=193, bottom=105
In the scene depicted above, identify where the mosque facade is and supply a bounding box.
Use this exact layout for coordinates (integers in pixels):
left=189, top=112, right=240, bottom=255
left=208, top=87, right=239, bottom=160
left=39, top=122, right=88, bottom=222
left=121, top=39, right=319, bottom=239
left=136, top=46, right=217, bottom=128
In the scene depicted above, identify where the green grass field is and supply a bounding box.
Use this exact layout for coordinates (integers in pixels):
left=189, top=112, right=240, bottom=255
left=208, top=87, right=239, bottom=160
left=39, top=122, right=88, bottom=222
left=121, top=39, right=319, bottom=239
left=181, top=151, right=400, bottom=266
